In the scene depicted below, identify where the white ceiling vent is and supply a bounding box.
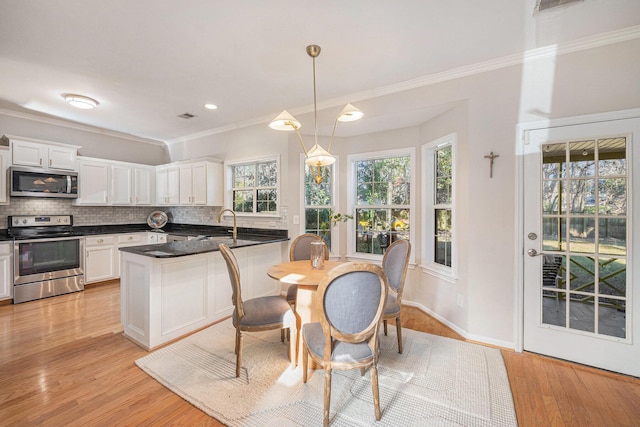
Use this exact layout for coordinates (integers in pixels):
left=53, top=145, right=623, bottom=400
left=535, top=0, right=583, bottom=13
left=178, top=113, right=196, bottom=119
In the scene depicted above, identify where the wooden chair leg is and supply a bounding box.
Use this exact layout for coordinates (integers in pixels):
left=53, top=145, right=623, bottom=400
left=302, top=343, right=309, bottom=383
left=371, top=364, right=381, bottom=421
left=281, top=329, right=285, bottom=342
left=383, top=319, right=388, bottom=335
left=396, top=316, right=403, bottom=354
left=236, top=330, right=243, bottom=378
left=323, top=368, right=332, bottom=427
left=289, top=326, right=297, bottom=369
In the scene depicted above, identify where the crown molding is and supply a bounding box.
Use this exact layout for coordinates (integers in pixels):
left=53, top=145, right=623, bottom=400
left=169, top=24, right=640, bottom=144
left=0, top=108, right=167, bottom=147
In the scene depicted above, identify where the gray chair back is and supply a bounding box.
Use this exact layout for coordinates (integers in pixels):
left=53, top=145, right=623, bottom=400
left=318, top=262, right=388, bottom=345
left=383, top=239, right=411, bottom=294
left=219, top=244, right=244, bottom=319
left=290, top=233, right=329, bottom=261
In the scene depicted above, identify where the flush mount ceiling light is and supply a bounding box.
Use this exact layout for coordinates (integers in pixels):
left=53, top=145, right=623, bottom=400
left=269, top=44, right=363, bottom=184
left=62, top=94, right=99, bottom=109
left=204, top=103, right=218, bottom=110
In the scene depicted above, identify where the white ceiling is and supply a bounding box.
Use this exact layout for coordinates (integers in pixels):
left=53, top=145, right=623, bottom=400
left=0, top=0, right=639, bottom=145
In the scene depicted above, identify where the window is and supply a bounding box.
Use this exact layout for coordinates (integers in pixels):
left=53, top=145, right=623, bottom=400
left=347, top=148, right=414, bottom=259
left=302, top=159, right=336, bottom=251
left=422, top=134, right=456, bottom=278
left=226, top=157, right=279, bottom=215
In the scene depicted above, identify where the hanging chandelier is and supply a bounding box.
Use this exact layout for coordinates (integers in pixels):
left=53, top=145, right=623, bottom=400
left=269, top=45, right=363, bottom=184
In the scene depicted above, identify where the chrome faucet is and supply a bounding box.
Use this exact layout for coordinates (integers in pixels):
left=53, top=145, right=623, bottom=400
left=217, top=208, right=237, bottom=242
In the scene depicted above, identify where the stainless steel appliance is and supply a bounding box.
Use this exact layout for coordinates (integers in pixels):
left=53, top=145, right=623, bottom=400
left=9, top=215, right=84, bottom=303
left=9, top=166, right=78, bottom=198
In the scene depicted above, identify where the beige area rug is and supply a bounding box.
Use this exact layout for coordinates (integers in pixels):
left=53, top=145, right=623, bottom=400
left=136, top=319, right=518, bottom=426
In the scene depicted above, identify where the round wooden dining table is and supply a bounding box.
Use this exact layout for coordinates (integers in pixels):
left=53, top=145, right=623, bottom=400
left=267, top=259, right=345, bottom=364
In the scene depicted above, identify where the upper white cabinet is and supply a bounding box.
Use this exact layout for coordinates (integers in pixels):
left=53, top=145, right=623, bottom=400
left=159, top=159, right=222, bottom=206
left=75, top=157, right=156, bottom=206
left=9, top=137, right=78, bottom=170
left=0, top=147, right=10, bottom=205
left=76, top=159, right=109, bottom=205
left=134, top=167, right=153, bottom=205
left=156, top=165, right=180, bottom=205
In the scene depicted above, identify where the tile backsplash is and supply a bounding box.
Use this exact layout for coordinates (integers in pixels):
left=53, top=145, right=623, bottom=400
left=0, top=199, right=288, bottom=230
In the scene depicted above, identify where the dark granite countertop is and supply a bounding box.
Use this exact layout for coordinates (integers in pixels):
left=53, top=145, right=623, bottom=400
left=119, top=235, right=288, bottom=258
left=0, top=223, right=289, bottom=252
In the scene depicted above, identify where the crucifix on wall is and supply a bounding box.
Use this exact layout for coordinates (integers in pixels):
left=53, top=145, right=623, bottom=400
left=484, top=151, right=499, bottom=178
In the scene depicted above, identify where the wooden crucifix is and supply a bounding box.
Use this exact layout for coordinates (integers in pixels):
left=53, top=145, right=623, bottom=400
left=484, top=151, right=499, bottom=178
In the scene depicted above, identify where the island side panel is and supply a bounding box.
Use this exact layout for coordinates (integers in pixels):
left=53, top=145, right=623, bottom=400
left=120, top=252, right=151, bottom=348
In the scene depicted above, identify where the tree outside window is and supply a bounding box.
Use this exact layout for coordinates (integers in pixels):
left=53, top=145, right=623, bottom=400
left=231, top=159, right=278, bottom=214
left=304, top=163, right=334, bottom=250
left=353, top=155, right=411, bottom=255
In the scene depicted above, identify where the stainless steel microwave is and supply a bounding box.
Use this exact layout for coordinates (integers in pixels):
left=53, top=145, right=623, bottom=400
left=9, top=166, right=78, bottom=198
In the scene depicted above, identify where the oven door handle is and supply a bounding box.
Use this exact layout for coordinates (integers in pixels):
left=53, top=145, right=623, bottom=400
left=67, top=175, right=72, bottom=193
left=14, top=236, right=81, bottom=244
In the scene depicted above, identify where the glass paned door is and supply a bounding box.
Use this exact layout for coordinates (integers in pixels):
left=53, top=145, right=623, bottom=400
left=523, top=118, right=640, bottom=377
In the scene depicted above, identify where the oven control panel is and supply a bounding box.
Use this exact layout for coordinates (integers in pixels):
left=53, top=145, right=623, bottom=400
left=9, top=215, right=73, bottom=228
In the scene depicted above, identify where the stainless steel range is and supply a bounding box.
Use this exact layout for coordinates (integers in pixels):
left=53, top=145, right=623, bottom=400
left=8, top=215, right=84, bottom=304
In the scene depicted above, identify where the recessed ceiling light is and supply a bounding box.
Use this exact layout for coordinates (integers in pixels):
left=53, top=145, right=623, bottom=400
left=204, top=103, right=218, bottom=110
left=62, top=94, right=99, bottom=109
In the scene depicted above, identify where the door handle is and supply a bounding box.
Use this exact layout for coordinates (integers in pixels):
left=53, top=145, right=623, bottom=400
left=527, top=248, right=544, bottom=257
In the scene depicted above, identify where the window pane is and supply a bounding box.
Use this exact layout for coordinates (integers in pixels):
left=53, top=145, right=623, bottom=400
left=542, top=217, right=566, bottom=251
left=598, top=218, right=626, bottom=255
left=598, top=137, right=626, bottom=176
left=233, top=190, right=253, bottom=212
left=568, top=179, right=595, bottom=214
left=568, top=217, right=595, bottom=253
left=304, top=164, right=332, bottom=205
left=435, top=208, right=452, bottom=267
left=542, top=180, right=561, bottom=214
left=232, top=164, right=255, bottom=188
left=256, top=189, right=277, bottom=213
left=598, top=297, right=625, bottom=338
left=598, top=178, right=626, bottom=215
left=257, top=161, right=277, bottom=187
left=569, top=140, right=596, bottom=177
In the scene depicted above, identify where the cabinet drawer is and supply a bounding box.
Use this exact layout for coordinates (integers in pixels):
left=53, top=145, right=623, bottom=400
left=118, top=233, right=144, bottom=245
left=0, top=243, right=11, bottom=256
left=86, top=236, right=116, bottom=246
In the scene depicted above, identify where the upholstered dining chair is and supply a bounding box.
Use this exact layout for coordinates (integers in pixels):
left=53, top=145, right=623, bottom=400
left=301, top=262, right=388, bottom=426
left=382, top=239, right=411, bottom=353
left=286, top=233, right=329, bottom=306
left=219, top=244, right=297, bottom=378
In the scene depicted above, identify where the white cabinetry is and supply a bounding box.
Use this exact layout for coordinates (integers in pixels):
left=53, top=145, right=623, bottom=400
left=0, top=242, right=12, bottom=301
left=120, top=241, right=286, bottom=350
left=0, top=147, right=10, bottom=204
left=115, top=233, right=147, bottom=277
left=134, top=167, right=153, bottom=205
left=10, top=137, right=78, bottom=170
left=156, top=165, right=180, bottom=205
left=76, top=159, right=109, bottom=205
left=111, top=164, right=132, bottom=205
left=147, top=232, right=167, bottom=244
left=76, top=157, right=156, bottom=206
left=158, top=159, right=222, bottom=206
left=85, top=235, right=117, bottom=284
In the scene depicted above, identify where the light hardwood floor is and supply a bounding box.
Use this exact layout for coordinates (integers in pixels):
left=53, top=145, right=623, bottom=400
left=1, top=281, right=639, bottom=426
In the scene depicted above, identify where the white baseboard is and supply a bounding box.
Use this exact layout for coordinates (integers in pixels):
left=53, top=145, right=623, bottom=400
left=403, top=301, right=516, bottom=351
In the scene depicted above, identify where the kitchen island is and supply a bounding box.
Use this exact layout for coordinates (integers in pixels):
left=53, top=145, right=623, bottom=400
left=119, top=235, right=288, bottom=350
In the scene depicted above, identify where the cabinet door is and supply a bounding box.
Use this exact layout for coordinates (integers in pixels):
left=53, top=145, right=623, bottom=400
left=85, top=245, right=116, bottom=283
left=0, top=243, right=12, bottom=300
left=134, top=168, right=152, bottom=205
left=12, top=140, right=45, bottom=167
left=166, top=167, right=180, bottom=204
left=179, top=165, right=194, bottom=205
left=192, top=163, right=208, bottom=205
left=111, top=164, right=132, bottom=205
left=76, top=161, right=109, bottom=205
left=47, top=146, right=77, bottom=170
left=0, top=149, right=8, bottom=204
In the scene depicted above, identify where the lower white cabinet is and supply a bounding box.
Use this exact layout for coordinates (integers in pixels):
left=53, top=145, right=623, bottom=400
left=120, top=241, right=286, bottom=350
left=0, top=242, right=12, bottom=301
left=85, top=235, right=117, bottom=284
